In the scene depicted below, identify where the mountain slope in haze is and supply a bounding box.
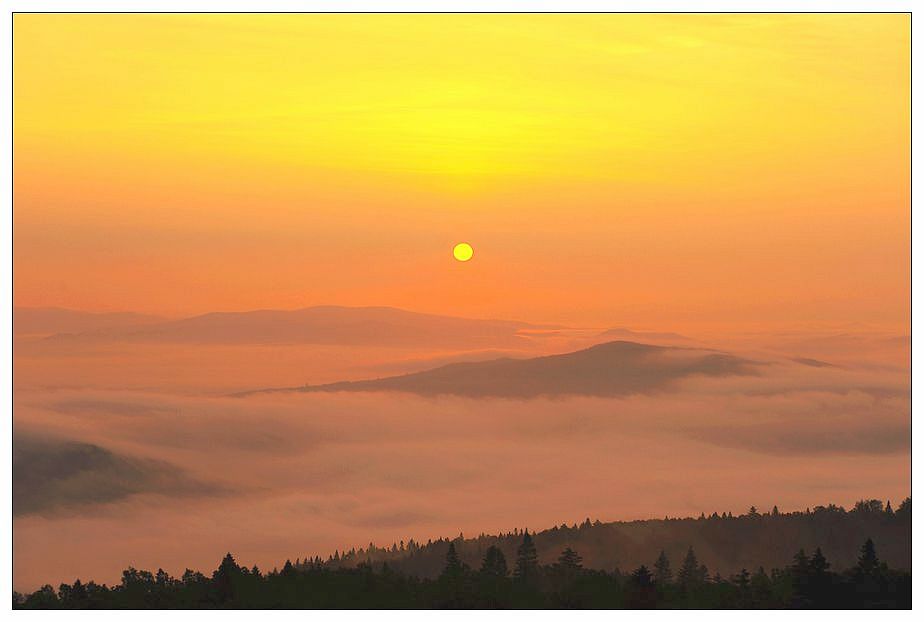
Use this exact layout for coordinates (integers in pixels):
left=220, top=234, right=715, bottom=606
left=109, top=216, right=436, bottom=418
left=598, top=327, right=692, bottom=343
left=41, top=306, right=554, bottom=348
left=324, top=500, right=911, bottom=579
left=12, top=435, right=223, bottom=517
left=252, top=340, right=759, bottom=398
left=14, top=307, right=164, bottom=337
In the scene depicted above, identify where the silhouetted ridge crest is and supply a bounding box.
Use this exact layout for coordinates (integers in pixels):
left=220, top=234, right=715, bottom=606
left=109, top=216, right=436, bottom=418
left=269, top=340, right=760, bottom=398
left=38, top=305, right=553, bottom=348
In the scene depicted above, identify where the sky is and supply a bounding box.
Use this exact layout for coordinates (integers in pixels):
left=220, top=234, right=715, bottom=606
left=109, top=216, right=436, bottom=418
left=13, top=14, right=910, bottom=328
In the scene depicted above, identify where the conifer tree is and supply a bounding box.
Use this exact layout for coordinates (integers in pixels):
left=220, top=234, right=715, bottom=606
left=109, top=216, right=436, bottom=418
left=654, top=550, right=672, bottom=584
left=514, top=531, right=539, bottom=581
left=856, top=539, right=881, bottom=575
left=442, top=542, right=463, bottom=578
left=479, top=546, right=508, bottom=578
left=791, top=548, right=810, bottom=579
left=810, top=548, right=830, bottom=576
left=677, top=547, right=700, bottom=587
left=698, top=564, right=709, bottom=583
left=213, top=553, right=241, bottom=603
left=557, top=547, right=583, bottom=571
left=630, top=565, right=653, bottom=587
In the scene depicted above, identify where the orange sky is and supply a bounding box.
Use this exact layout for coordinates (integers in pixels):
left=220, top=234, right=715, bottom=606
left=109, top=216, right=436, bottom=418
left=13, top=14, right=910, bottom=328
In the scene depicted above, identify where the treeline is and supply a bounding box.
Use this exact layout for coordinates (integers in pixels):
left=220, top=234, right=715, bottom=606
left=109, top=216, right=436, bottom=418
left=13, top=498, right=911, bottom=609
left=12, top=535, right=909, bottom=609
left=312, top=498, right=912, bottom=578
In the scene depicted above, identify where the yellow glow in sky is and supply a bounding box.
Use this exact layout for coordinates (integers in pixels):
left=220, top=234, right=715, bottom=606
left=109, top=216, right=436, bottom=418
left=13, top=14, right=910, bottom=327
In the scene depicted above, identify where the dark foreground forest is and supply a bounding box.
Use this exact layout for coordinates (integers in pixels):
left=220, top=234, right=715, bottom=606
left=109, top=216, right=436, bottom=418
left=14, top=498, right=911, bottom=609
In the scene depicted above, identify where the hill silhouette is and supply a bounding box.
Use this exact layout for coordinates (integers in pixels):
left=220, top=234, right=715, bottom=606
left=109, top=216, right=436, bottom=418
left=331, top=499, right=910, bottom=579
left=244, top=340, right=760, bottom=398
left=597, top=327, right=692, bottom=343
left=38, top=305, right=552, bottom=348
left=14, top=307, right=164, bottom=337
left=13, top=435, right=224, bottom=517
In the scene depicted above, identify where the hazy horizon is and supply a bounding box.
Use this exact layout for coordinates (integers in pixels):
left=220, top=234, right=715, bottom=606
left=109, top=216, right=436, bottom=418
left=13, top=303, right=910, bottom=590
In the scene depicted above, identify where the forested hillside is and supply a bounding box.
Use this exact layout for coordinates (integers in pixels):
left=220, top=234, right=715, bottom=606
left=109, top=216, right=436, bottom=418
left=317, top=498, right=911, bottom=578
left=14, top=498, right=910, bottom=609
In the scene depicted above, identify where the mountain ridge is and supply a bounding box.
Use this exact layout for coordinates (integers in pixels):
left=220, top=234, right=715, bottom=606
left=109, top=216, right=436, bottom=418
left=32, top=305, right=566, bottom=348
left=237, top=340, right=760, bottom=398
left=315, top=498, right=911, bottom=578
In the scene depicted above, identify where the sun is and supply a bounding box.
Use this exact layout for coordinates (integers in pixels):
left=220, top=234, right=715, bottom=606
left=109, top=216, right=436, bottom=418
left=452, top=242, right=474, bottom=262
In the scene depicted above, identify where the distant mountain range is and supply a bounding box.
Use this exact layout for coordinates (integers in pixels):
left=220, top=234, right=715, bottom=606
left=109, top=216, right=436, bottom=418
left=16, top=306, right=560, bottom=349
left=14, top=307, right=164, bottom=336
left=241, top=340, right=760, bottom=398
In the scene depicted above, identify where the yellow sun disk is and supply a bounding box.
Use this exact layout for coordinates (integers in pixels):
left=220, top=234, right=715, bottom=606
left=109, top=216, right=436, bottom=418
left=453, top=243, right=473, bottom=262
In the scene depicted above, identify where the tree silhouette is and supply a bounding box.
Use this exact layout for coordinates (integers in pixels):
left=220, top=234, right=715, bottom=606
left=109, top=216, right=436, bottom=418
left=790, top=549, right=810, bottom=579
left=212, top=553, right=241, bottom=603
left=513, top=531, right=539, bottom=581
left=750, top=567, right=774, bottom=606
left=677, top=546, right=700, bottom=587
left=23, top=585, right=59, bottom=609
left=58, top=579, right=87, bottom=607
left=855, top=539, right=881, bottom=576
left=809, top=548, right=829, bottom=576
left=630, top=565, right=653, bottom=587
left=479, top=546, right=508, bottom=578
left=441, top=543, right=463, bottom=578
left=627, top=565, right=657, bottom=609
left=654, top=550, right=672, bottom=584
left=853, top=499, right=884, bottom=514
left=557, top=547, right=583, bottom=572
left=697, top=563, right=710, bottom=583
